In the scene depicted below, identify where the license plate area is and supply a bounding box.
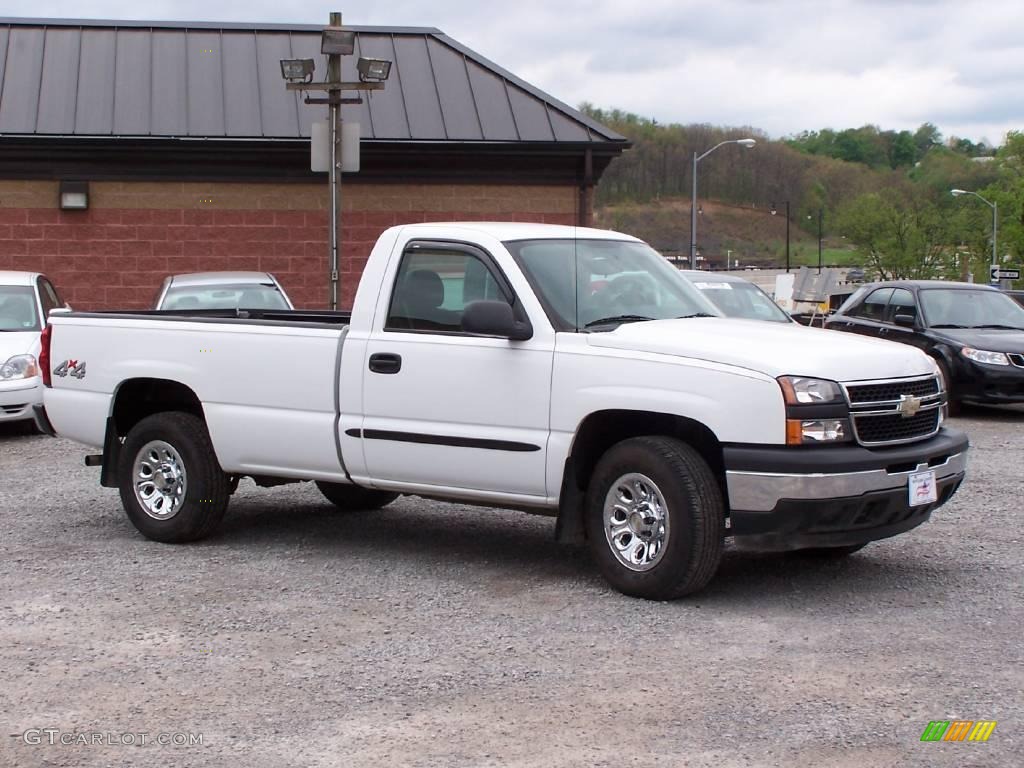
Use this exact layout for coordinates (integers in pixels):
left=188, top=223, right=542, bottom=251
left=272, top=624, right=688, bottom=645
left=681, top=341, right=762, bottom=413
left=909, top=470, right=937, bottom=506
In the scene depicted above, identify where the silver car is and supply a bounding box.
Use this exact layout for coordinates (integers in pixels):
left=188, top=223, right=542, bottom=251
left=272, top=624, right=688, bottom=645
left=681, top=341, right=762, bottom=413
left=678, top=271, right=791, bottom=323
left=154, top=272, right=294, bottom=311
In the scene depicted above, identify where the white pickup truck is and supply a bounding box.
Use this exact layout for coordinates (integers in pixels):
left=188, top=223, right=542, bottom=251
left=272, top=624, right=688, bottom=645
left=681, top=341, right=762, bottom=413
left=38, top=223, right=968, bottom=599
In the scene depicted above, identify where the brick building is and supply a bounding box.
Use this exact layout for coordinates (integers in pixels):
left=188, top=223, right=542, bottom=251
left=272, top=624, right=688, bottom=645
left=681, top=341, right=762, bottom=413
left=0, top=18, right=626, bottom=309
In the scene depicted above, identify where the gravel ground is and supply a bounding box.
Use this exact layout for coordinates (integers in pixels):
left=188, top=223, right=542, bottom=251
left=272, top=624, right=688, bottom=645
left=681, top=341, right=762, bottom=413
left=1, top=407, right=1021, bottom=768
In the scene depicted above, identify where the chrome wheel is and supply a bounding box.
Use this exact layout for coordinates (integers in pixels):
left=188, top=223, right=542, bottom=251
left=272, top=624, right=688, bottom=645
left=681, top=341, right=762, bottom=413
left=133, top=440, right=188, bottom=520
left=603, top=472, right=670, bottom=572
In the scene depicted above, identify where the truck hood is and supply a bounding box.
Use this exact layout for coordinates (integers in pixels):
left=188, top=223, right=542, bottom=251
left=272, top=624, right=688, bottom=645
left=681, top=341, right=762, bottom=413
left=586, top=318, right=935, bottom=381
left=0, top=331, right=40, bottom=362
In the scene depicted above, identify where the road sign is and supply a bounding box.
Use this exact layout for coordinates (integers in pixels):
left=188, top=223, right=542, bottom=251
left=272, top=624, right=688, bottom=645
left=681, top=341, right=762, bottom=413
left=990, top=267, right=1020, bottom=281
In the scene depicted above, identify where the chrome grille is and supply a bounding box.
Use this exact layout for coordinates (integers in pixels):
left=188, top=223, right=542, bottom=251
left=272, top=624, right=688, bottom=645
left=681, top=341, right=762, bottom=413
left=842, top=375, right=944, bottom=447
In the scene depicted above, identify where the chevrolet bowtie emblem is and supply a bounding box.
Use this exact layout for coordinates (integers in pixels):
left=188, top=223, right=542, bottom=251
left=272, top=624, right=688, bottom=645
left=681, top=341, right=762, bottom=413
left=898, top=394, right=922, bottom=418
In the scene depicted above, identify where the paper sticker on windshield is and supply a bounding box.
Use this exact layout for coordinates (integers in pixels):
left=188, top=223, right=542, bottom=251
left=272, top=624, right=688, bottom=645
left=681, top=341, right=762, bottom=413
left=694, top=282, right=733, bottom=290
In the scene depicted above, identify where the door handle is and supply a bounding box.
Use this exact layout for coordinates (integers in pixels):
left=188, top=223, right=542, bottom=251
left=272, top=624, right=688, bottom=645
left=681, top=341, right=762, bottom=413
left=368, top=353, right=402, bottom=374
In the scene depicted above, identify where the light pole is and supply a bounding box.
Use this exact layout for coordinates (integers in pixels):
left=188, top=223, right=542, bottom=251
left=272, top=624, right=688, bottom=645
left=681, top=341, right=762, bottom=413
left=280, top=12, right=392, bottom=309
left=690, top=138, right=756, bottom=269
left=770, top=200, right=790, bottom=273
left=807, top=208, right=823, bottom=273
left=951, top=188, right=997, bottom=282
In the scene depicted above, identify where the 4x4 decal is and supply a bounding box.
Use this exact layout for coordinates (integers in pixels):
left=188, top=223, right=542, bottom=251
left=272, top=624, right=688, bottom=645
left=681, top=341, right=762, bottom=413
left=54, top=360, right=87, bottom=380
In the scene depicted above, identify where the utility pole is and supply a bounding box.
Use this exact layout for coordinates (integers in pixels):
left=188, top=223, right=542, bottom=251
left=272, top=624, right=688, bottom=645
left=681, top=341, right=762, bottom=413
left=280, top=11, right=390, bottom=310
left=327, top=12, right=342, bottom=311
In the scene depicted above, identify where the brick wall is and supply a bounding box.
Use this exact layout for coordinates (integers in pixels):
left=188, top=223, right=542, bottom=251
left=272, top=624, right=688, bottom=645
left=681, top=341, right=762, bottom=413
left=0, top=180, right=579, bottom=310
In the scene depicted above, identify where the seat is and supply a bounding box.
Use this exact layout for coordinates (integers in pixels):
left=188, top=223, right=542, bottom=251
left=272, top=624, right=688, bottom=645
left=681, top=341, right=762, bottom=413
left=0, top=295, right=37, bottom=328
left=394, top=269, right=460, bottom=330
left=237, top=289, right=267, bottom=309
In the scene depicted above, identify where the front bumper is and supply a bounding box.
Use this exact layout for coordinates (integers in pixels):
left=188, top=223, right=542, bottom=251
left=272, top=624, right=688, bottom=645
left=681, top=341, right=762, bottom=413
left=724, top=428, right=969, bottom=551
left=0, top=376, right=43, bottom=423
left=956, top=358, right=1024, bottom=404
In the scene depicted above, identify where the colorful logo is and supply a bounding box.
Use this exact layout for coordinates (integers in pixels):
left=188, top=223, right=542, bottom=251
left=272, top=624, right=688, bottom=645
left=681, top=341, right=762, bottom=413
left=920, top=720, right=996, bottom=742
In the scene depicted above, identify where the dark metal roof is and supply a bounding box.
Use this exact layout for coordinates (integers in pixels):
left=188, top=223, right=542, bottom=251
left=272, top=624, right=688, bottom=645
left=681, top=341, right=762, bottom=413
left=0, top=17, right=626, bottom=144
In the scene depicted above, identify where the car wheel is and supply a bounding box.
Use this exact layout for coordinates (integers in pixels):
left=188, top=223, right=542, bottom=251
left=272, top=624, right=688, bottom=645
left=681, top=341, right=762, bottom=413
left=118, top=412, right=230, bottom=542
left=585, top=436, right=724, bottom=599
left=315, top=482, right=399, bottom=511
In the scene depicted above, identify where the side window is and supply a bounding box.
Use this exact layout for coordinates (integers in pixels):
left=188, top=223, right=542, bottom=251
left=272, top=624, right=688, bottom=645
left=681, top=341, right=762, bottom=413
left=888, top=288, right=918, bottom=323
left=37, top=278, right=59, bottom=319
left=385, top=248, right=509, bottom=333
left=849, top=288, right=894, bottom=321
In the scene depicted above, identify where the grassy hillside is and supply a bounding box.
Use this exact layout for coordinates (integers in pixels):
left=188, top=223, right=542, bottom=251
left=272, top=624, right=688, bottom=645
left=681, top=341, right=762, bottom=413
left=595, top=198, right=861, bottom=269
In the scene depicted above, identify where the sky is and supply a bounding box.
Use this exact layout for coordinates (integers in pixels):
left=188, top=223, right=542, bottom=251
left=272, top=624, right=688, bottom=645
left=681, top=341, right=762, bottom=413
left=2, top=0, right=1020, bottom=146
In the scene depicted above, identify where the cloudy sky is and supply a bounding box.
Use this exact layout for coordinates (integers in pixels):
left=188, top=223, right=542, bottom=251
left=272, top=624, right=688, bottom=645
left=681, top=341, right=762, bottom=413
left=2, top=0, right=1020, bottom=145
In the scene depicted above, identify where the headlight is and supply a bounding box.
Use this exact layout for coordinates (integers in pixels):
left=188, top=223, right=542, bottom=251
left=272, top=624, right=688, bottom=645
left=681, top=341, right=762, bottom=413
left=0, top=354, right=39, bottom=381
left=778, top=376, right=844, bottom=405
left=961, top=347, right=1010, bottom=366
left=786, top=418, right=851, bottom=445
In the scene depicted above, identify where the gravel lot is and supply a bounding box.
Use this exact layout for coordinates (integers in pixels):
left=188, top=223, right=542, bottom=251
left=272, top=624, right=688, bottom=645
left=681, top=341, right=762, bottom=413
left=2, top=407, right=1021, bottom=768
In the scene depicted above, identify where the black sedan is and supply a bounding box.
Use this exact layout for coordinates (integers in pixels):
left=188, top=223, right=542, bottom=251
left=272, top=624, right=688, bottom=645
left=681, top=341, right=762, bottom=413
left=825, top=280, right=1024, bottom=410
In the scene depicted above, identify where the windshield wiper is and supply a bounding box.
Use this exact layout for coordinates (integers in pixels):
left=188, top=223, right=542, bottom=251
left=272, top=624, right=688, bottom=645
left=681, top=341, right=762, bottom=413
left=583, top=314, right=655, bottom=329
left=675, top=313, right=718, bottom=319
left=971, top=324, right=1024, bottom=331
left=930, top=323, right=968, bottom=329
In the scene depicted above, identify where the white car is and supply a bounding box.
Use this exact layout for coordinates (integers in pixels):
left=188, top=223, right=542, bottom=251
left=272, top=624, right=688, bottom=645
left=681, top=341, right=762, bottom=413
left=40, top=224, right=968, bottom=599
left=0, top=272, right=67, bottom=426
left=679, top=271, right=792, bottom=323
left=154, top=272, right=294, bottom=311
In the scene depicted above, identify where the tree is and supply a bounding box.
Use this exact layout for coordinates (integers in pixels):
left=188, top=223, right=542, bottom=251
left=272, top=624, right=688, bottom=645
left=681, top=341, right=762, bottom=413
left=837, top=188, right=953, bottom=279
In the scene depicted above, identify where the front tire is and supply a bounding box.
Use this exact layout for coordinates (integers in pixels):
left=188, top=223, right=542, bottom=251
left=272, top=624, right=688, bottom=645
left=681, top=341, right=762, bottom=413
left=118, top=412, right=229, bottom=543
left=584, top=437, right=724, bottom=600
left=315, top=481, right=399, bottom=511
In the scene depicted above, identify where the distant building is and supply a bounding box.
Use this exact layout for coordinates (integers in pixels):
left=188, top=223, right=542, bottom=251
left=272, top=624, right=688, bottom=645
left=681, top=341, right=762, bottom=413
left=0, top=18, right=627, bottom=309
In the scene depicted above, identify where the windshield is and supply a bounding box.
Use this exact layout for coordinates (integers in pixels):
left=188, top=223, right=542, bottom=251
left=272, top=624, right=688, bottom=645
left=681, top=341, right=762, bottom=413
left=504, top=238, right=721, bottom=330
left=0, top=286, right=41, bottom=332
left=689, top=278, right=790, bottom=323
left=161, top=284, right=291, bottom=311
left=920, top=288, right=1024, bottom=329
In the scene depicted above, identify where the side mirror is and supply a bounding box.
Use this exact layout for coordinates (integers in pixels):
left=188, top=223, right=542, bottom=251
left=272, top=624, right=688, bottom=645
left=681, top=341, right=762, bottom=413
left=462, top=300, right=532, bottom=341
left=893, top=313, right=917, bottom=328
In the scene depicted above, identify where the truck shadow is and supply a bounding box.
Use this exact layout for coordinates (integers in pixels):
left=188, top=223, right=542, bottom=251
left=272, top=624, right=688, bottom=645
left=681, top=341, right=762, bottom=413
left=0, top=421, right=40, bottom=442
left=210, top=495, right=962, bottom=604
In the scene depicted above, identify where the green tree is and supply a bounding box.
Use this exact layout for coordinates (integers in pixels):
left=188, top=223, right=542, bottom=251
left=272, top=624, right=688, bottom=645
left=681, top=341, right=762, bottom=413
left=837, top=188, right=952, bottom=279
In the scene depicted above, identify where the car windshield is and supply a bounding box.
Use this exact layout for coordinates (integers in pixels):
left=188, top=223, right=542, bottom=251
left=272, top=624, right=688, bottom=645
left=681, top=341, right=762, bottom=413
left=689, top=278, right=790, bottom=323
left=161, top=284, right=290, bottom=311
left=920, top=288, right=1024, bottom=330
left=504, top=238, right=721, bottom=330
left=0, top=286, right=41, bottom=332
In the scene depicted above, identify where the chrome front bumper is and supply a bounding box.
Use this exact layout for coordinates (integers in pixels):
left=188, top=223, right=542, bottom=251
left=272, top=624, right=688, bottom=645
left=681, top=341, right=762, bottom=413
left=726, top=451, right=968, bottom=513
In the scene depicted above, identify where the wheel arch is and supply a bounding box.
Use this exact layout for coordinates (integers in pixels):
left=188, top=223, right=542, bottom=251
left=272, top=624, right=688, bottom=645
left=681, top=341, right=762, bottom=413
left=555, top=409, right=726, bottom=544
left=100, top=378, right=206, bottom=488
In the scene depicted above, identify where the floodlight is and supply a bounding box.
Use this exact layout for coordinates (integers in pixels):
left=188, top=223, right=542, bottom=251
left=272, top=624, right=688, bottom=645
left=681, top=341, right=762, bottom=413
left=322, top=27, right=355, bottom=55
left=357, top=57, right=392, bottom=83
left=280, top=59, right=315, bottom=82
left=59, top=181, right=89, bottom=210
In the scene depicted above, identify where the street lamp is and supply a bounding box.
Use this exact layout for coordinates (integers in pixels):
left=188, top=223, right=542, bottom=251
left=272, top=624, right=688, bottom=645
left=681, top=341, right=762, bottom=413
left=279, top=12, right=391, bottom=310
left=807, top=208, right=823, bottom=273
left=690, top=138, right=756, bottom=269
left=770, top=200, right=790, bottom=273
left=951, top=188, right=998, bottom=282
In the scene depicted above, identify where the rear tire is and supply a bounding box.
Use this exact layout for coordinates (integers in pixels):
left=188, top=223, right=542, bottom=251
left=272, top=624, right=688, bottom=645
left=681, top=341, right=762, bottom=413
left=118, top=412, right=229, bottom=543
left=315, top=481, right=399, bottom=511
left=584, top=436, right=724, bottom=600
